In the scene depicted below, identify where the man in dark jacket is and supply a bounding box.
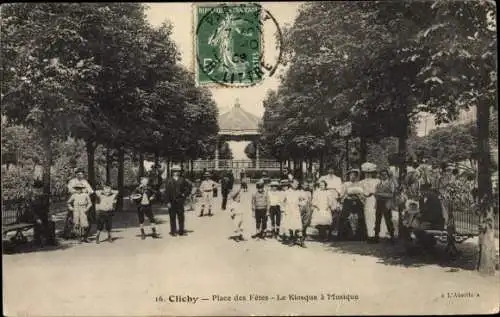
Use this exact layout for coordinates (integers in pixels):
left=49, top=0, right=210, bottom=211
left=220, top=170, right=234, bottom=210
left=163, top=165, right=192, bottom=236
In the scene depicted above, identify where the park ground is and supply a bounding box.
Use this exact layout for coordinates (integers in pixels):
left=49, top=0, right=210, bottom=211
left=3, top=185, right=499, bottom=316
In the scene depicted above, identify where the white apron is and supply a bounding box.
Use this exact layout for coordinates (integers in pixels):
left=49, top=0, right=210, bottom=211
left=311, top=190, right=332, bottom=226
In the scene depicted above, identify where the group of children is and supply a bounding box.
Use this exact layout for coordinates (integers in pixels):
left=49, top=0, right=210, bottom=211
left=67, top=182, right=118, bottom=244
left=224, top=178, right=324, bottom=247
left=66, top=174, right=160, bottom=244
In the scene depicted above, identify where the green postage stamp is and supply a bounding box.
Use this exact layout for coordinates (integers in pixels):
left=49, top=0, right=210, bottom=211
left=195, top=3, right=264, bottom=86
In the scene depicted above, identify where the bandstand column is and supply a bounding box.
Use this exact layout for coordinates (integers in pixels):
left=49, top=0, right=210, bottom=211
left=215, top=138, right=219, bottom=170
left=255, top=142, right=260, bottom=169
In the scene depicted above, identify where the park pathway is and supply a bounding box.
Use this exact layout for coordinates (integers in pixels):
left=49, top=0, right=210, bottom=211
left=3, top=185, right=499, bottom=316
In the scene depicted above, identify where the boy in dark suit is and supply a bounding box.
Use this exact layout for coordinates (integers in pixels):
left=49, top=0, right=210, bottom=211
left=131, top=177, right=159, bottom=240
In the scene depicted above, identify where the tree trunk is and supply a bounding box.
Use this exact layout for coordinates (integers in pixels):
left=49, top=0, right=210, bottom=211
left=41, top=129, right=52, bottom=206
left=287, top=160, right=291, bottom=171
left=166, top=157, right=171, bottom=178
left=279, top=160, right=283, bottom=174
left=319, top=151, right=324, bottom=174
left=397, top=114, right=409, bottom=237
left=116, top=147, right=125, bottom=212
left=190, top=159, right=194, bottom=178
left=155, top=152, right=162, bottom=186
left=307, top=158, right=313, bottom=175
left=86, top=140, right=96, bottom=189
left=360, top=136, right=368, bottom=163
left=345, top=138, right=349, bottom=173
left=138, top=152, right=145, bottom=182
left=476, top=101, right=496, bottom=275
left=106, top=147, right=112, bottom=184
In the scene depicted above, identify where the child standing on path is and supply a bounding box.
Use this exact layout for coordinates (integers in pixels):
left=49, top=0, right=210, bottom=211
left=228, top=187, right=245, bottom=241
left=198, top=171, right=217, bottom=217
left=131, top=177, right=159, bottom=240
left=251, top=181, right=270, bottom=239
left=67, top=184, right=92, bottom=243
left=268, top=181, right=283, bottom=239
left=282, top=179, right=304, bottom=245
left=311, top=180, right=336, bottom=241
left=94, top=183, right=118, bottom=244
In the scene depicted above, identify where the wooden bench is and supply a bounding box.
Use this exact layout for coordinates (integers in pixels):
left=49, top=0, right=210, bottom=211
left=2, top=199, right=35, bottom=247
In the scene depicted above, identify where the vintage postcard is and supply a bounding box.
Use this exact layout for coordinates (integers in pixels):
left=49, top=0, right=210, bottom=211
left=2, top=2, right=499, bottom=316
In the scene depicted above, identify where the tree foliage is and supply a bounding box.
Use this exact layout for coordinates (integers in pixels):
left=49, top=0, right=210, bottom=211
left=1, top=3, right=220, bottom=202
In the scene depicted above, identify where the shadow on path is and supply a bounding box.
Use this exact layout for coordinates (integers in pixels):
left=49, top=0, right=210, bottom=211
left=318, top=237, right=481, bottom=271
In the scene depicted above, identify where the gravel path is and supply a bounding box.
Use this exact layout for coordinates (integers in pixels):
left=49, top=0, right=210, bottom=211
left=3, top=186, right=499, bottom=316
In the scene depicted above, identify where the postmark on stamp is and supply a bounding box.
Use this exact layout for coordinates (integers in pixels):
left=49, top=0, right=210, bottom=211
left=194, top=3, right=282, bottom=87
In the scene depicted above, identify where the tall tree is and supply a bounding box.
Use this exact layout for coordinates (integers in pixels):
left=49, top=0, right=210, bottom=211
left=1, top=3, right=100, bottom=203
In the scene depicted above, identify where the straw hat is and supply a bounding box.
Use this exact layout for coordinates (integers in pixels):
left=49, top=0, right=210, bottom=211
left=171, top=164, right=182, bottom=171
left=270, top=180, right=280, bottom=187
left=361, top=162, right=377, bottom=173
left=347, top=168, right=361, bottom=176
left=74, top=167, right=85, bottom=174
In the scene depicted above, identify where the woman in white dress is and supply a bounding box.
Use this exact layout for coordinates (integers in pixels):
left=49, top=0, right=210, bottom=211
left=360, top=162, right=384, bottom=242
left=311, top=180, right=336, bottom=241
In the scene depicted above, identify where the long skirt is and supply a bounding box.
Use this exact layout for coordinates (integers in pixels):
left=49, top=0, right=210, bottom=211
left=311, top=208, right=332, bottom=227
left=340, top=198, right=366, bottom=240
left=282, top=206, right=302, bottom=231
left=364, top=195, right=377, bottom=238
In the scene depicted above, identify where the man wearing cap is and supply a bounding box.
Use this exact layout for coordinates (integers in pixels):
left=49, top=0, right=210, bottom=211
left=220, top=170, right=234, bottom=210
left=164, top=165, right=192, bottom=236
left=373, top=167, right=396, bottom=243
left=318, top=167, right=343, bottom=200
left=67, top=168, right=94, bottom=195
left=198, top=171, right=217, bottom=217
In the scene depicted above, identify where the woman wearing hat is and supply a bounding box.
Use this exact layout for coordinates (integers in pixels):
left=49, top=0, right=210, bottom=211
left=198, top=171, right=218, bottom=217
left=360, top=162, right=380, bottom=241
left=340, top=168, right=366, bottom=241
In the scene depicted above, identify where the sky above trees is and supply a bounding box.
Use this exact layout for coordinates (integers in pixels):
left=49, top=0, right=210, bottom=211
left=145, top=2, right=302, bottom=118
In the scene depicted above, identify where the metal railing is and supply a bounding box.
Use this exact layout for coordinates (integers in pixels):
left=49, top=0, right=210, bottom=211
left=192, top=159, right=281, bottom=170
